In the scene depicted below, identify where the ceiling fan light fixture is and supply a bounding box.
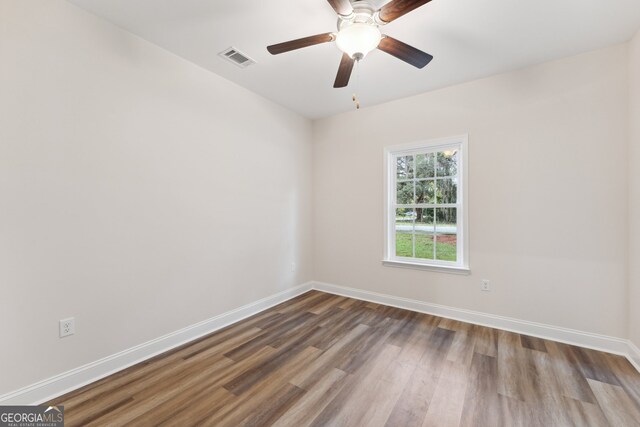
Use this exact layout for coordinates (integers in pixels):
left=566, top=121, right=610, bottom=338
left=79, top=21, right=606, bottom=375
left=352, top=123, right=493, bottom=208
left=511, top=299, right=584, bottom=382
left=335, top=23, right=381, bottom=59
left=266, top=0, right=434, bottom=89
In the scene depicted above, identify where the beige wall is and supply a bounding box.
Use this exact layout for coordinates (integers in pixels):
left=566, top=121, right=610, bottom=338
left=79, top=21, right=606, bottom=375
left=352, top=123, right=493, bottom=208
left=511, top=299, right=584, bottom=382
left=313, top=45, right=629, bottom=338
left=629, top=30, right=640, bottom=348
left=0, top=0, right=313, bottom=395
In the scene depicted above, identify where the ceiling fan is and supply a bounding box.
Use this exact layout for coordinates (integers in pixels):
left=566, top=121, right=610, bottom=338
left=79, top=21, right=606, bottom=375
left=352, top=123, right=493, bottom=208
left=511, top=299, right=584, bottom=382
left=267, top=0, right=434, bottom=88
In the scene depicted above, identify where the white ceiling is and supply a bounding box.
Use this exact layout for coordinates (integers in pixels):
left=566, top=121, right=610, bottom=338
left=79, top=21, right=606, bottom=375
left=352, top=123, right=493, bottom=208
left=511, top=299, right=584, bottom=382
left=68, top=0, right=640, bottom=119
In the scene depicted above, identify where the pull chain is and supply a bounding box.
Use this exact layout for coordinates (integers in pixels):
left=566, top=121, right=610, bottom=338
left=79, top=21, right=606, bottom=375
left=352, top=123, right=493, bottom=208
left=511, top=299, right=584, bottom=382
left=352, top=59, right=361, bottom=110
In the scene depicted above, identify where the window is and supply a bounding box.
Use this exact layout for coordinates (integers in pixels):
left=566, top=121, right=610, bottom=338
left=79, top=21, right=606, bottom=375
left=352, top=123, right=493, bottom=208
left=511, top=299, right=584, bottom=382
left=383, top=135, right=469, bottom=273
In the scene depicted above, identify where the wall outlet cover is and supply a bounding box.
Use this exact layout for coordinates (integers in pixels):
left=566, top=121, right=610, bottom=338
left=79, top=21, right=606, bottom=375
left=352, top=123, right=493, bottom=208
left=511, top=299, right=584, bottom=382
left=59, top=318, right=75, bottom=338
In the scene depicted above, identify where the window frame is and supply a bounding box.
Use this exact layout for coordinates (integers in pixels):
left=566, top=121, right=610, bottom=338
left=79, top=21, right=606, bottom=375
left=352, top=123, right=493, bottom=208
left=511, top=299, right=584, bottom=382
left=383, top=135, right=470, bottom=274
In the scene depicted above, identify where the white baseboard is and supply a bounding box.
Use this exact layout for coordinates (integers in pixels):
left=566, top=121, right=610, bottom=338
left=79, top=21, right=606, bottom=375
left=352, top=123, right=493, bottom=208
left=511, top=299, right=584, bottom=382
left=629, top=341, right=640, bottom=373
left=312, top=281, right=640, bottom=373
left=2, top=279, right=638, bottom=405
left=0, top=282, right=313, bottom=406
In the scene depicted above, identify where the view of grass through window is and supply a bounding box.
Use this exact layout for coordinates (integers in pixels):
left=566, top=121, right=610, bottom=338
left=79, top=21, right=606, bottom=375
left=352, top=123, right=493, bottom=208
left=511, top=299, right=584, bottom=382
left=394, top=149, right=458, bottom=262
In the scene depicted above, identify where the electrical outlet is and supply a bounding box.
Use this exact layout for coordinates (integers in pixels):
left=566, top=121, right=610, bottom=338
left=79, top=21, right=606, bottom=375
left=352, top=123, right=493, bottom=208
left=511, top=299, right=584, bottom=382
left=59, top=317, right=75, bottom=338
left=481, top=280, right=491, bottom=292
left=291, top=262, right=296, bottom=273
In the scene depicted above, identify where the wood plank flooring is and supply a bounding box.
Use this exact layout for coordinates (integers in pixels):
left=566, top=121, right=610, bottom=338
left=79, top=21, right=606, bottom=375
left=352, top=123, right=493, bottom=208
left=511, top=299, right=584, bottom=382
left=48, top=291, right=640, bottom=426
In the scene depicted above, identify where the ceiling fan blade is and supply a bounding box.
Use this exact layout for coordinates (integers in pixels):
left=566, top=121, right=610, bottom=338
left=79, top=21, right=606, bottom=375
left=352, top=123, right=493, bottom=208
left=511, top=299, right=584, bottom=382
left=327, top=0, right=353, bottom=16
left=267, top=33, right=334, bottom=55
left=378, top=0, right=432, bottom=23
left=334, top=53, right=355, bottom=88
left=378, top=36, right=433, bottom=69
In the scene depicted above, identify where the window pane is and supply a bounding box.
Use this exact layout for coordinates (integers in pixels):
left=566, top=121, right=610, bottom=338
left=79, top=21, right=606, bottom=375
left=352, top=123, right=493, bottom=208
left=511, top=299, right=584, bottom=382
left=396, top=208, right=415, bottom=227
left=436, top=207, right=457, bottom=229
left=415, top=208, right=434, bottom=229
left=395, top=208, right=415, bottom=257
left=415, top=208, right=434, bottom=259
left=395, top=233, right=414, bottom=257
left=396, top=155, right=414, bottom=180
left=435, top=208, right=457, bottom=261
left=416, top=153, right=435, bottom=178
left=416, top=180, right=435, bottom=204
left=397, top=181, right=414, bottom=204
left=436, top=150, right=458, bottom=177
left=436, top=234, right=457, bottom=261
left=415, top=233, right=435, bottom=259
left=436, top=178, right=457, bottom=204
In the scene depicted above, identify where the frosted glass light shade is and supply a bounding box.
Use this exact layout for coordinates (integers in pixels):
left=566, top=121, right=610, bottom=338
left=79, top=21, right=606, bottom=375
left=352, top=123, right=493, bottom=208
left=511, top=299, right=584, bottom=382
left=335, top=23, right=381, bottom=59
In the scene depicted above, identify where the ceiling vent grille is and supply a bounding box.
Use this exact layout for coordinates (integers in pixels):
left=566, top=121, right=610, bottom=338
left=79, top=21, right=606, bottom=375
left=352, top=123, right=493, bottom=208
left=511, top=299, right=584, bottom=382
left=218, top=47, right=256, bottom=68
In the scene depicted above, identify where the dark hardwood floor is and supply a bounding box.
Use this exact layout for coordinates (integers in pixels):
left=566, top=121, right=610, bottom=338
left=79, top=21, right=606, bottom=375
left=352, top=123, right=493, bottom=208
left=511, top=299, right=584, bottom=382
left=48, top=291, right=640, bottom=426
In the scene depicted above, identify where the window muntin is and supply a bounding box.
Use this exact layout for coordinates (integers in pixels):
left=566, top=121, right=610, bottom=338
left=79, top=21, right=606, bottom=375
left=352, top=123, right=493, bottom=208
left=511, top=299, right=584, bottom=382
left=385, top=137, right=468, bottom=270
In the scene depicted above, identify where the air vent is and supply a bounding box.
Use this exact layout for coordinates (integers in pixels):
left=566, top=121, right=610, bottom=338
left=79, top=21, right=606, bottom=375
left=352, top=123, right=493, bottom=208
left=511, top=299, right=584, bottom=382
left=218, top=47, right=256, bottom=68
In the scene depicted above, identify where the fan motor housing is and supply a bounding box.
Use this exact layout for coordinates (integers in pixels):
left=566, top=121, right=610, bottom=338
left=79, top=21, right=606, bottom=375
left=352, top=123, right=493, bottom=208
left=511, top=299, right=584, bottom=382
left=337, top=0, right=378, bottom=31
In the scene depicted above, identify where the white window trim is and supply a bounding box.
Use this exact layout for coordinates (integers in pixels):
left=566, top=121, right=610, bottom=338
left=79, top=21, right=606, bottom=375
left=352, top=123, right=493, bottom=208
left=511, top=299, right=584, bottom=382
left=383, top=134, right=470, bottom=274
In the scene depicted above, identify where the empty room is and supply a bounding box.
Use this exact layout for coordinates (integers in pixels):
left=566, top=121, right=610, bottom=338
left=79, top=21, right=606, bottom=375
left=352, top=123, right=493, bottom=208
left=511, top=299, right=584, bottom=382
left=1, top=0, right=640, bottom=425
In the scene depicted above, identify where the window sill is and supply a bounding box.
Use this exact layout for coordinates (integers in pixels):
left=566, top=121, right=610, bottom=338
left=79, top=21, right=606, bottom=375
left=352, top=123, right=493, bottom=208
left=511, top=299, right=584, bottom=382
left=382, top=260, right=471, bottom=275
